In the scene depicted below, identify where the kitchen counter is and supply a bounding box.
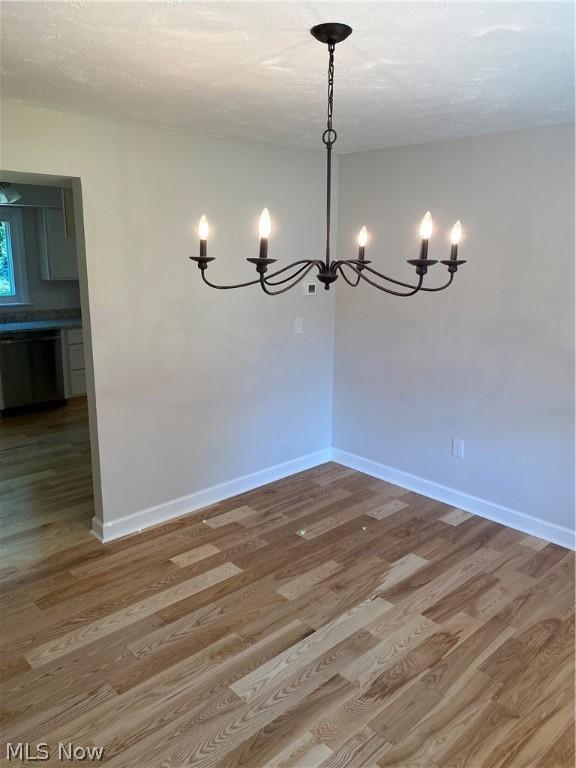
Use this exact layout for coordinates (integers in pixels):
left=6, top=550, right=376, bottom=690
left=0, top=318, right=82, bottom=334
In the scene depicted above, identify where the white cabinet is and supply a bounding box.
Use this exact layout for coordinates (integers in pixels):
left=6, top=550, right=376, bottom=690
left=69, top=370, right=87, bottom=397
left=67, top=328, right=83, bottom=345
left=61, top=327, right=87, bottom=397
left=39, top=207, right=79, bottom=281
left=68, top=343, right=85, bottom=371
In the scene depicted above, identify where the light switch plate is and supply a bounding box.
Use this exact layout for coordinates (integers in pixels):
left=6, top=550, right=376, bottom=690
left=294, top=317, right=304, bottom=334
left=452, top=438, right=465, bottom=458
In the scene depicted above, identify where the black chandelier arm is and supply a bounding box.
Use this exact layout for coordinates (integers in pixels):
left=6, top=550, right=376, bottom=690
left=263, top=260, right=320, bottom=285
left=358, top=263, right=417, bottom=289
left=361, top=264, right=455, bottom=292
left=334, top=260, right=422, bottom=290
left=198, top=259, right=318, bottom=290
left=334, top=260, right=456, bottom=292
left=339, top=263, right=424, bottom=296
left=333, top=259, right=415, bottom=290
left=419, top=271, right=454, bottom=292
left=200, top=270, right=263, bottom=290
left=336, top=263, right=361, bottom=287
left=259, top=263, right=316, bottom=295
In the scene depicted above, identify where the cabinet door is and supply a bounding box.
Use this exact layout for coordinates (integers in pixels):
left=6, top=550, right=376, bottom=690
left=68, top=343, right=85, bottom=371
left=67, top=328, right=83, bottom=345
left=69, top=370, right=86, bottom=396
left=40, top=208, right=79, bottom=280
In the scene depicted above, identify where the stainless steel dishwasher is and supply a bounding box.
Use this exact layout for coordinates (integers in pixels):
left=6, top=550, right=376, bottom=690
left=0, top=330, right=65, bottom=413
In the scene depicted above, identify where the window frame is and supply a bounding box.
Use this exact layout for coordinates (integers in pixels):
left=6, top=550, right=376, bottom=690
left=0, top=207, right=29, bottom=306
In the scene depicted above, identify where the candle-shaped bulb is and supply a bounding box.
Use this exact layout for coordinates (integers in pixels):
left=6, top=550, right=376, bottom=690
left=258, top=208, right=271, bottom=260
left=259, top=208, right=271, bottom=239
left=450, top=220, right=462, bottom=245
left=198, top=214, right=209, bottom=241
left=357, top=226, right=368, bottom=247
left=420, top=211, right=433, bottom=240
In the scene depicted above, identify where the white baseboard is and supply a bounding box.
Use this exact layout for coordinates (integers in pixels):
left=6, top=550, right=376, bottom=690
left=331, top=448, right=575, bottom=551
left=90, top=517, right=104, bottom=541
left=91, top=448, right=331, bottom=543
left=91, top=445, right=575, bottom=550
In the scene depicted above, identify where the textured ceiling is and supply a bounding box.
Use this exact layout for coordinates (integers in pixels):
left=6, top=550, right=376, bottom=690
left=1, top=1, right=574, bottom=153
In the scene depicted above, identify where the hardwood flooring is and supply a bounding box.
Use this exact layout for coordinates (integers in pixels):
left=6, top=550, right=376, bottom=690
left=0, top=398, right=93, bottom=577
left=0, top=402, right=574, bottom=767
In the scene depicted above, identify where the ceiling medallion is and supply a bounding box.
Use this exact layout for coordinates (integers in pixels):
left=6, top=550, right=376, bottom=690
left=191, top=23, right=466, bottom=295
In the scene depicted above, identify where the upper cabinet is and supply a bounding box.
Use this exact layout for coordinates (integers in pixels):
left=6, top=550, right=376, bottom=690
left=39, top=190, right=78, bottom=281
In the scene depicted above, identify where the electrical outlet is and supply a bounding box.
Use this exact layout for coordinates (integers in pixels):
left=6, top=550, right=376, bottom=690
left=303, top=282, right=317, bottom=296
left=294, top=316, right=304, bottom=335
left=452, top=438, right=465, bottom=459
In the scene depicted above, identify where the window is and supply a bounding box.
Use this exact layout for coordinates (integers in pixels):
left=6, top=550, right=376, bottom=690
left=0, top=208, right=28, bottom=305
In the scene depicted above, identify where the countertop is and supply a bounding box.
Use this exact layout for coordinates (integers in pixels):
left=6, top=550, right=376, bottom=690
left=0, top=319, right=82, bottom=334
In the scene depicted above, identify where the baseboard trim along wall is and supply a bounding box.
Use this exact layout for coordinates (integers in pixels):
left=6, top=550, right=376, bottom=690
left=331, top=448, right=576, bottom=551
left=91, top=448, right=331, bottom=542
left=92, top=446, right=575, bottom=549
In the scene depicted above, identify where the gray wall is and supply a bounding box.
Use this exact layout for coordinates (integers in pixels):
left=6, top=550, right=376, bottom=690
left=333, top=124, right=574, bottom=530
left=2, top=102, right=335, bottom=531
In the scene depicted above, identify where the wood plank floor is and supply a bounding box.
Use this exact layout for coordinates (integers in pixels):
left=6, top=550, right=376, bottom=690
left=0, top=402, right=574, bottom=767
left=0, top=398, right=94, bottom=578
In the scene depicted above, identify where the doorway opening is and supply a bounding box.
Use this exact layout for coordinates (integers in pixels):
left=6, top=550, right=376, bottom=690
left=0, top=172, right=102, bottom=575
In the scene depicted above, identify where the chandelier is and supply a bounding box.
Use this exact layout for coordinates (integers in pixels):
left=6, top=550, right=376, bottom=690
left=191, top=23, right=466, bottom=295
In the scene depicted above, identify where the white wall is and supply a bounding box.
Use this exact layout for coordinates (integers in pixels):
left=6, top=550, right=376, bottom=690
left=333, top=124, right=574, bottom=535
left=2, top=103, right=573, bottom=544
left=1, top=102, right=335, bottom=535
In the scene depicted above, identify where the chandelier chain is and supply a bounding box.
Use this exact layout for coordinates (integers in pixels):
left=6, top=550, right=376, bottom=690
left=327, top=43, right=335, bottom=134
left=322, top=43, right=337, bottom=147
